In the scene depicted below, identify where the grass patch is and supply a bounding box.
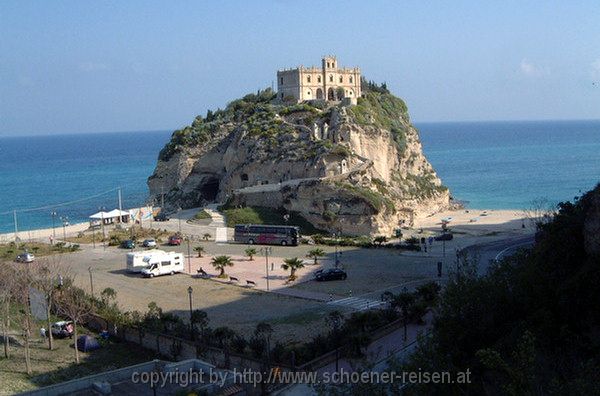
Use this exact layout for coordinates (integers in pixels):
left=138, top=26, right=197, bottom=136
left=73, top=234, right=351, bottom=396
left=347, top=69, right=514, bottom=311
left=0, top=241, right=78, bottom=260
left=335, top=182, right=395, bottom=212
left=222, top=206, right=324, bottom=235
left=193, top=210, right=212, bottom=220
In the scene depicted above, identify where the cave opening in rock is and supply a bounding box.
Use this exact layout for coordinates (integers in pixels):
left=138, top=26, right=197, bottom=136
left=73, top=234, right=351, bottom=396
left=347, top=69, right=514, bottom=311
left=200, top=177, right=220, bottom=202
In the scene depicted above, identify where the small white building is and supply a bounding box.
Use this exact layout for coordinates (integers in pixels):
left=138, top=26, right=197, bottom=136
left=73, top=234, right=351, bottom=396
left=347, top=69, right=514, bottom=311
left=89, top=209, right=131, bottom=227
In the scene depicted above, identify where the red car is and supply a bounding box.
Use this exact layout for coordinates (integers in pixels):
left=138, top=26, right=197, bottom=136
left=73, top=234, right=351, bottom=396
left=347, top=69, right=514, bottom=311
left=168, top=235, right=182, bottom=246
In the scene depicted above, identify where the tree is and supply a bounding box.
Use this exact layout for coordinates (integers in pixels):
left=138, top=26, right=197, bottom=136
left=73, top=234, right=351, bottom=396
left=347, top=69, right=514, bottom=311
left=202, top=233, right=211, bottom=241
left=191, top=309, right=209, bottom=339
left=211, top=255, right=234, bottom=278
left=32, top=258, right=63, bottom=351
left=13, top=267, right=34, bottom=374
left=254, top=322, right=273, bottom=363
left=306, top=248, right=325, bottom=265
left=100, top=287, right=116, bottom=307
left=281, top=257, right=304, bottom=281
left=245, top=248, right=257, bottom=261
left=0, top=263, right=17, bottom=359
left=194, top=246, right=205, bottom=258
left=391, top=290, right=415, bottom=342
left=56, top=286, right=93, bottom=364
left=523, top=197, right=556, bottom=230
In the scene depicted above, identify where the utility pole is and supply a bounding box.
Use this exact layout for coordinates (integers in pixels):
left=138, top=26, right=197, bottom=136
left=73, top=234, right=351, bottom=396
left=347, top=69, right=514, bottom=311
left=187, top=237, right=192, bottom=274
left=161, top=186, right=165, bottom=209
left=13, top=210, right=18, bottom=241
left=51, top=211, right=57, bottom=239
left=118, top=187, right=123, bottom=213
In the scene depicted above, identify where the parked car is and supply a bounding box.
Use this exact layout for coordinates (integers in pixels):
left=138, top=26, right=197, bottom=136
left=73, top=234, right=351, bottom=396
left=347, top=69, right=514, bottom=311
left=315, top=268, right=347, bottom=281
left=154, top=212, right=169, bottom=222
left=120, top=239, right=135, bottom=249
left=142, top=239, right=157, bottom=248
left=15, top=252, right=35, bottom=263
left=168, top=235, right=182, bottom=246
left=434, top=233, right=453, bottom=241
left=51, top=321, right=74, bottom=339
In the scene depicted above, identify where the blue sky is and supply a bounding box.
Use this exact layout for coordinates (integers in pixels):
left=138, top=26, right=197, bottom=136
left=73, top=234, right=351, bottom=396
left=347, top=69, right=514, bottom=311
left=1, top=1, right=599, bottom=135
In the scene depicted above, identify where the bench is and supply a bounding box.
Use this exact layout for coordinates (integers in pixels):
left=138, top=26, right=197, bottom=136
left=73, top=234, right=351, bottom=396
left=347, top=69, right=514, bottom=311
left=229, top=276, right=239, bottom=283
left=246, top=280, right=256, bottom=287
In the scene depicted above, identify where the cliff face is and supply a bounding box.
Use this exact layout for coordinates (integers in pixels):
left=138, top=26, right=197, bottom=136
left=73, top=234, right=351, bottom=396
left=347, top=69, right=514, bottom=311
left=148, top=88, right=449, bottom=235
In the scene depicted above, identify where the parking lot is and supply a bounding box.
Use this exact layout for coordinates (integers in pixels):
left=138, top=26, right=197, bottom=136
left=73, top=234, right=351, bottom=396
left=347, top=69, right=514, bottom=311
left=56, top=240, right=438, bottom=343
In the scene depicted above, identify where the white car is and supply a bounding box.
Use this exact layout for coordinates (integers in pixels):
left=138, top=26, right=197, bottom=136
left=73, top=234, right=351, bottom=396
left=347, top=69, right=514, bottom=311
left=16, top=252, right=35, bottom=263
left=143, top=239, right=157, bottom=248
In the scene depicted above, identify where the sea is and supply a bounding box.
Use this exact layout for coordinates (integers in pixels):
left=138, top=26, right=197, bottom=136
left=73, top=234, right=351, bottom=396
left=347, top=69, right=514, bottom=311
left=0, top=120, right=599, bottom=234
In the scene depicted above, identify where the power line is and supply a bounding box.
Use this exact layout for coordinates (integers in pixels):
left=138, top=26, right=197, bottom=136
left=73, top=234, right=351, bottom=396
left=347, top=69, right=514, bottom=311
left=0, top=187, right=120, bottom=215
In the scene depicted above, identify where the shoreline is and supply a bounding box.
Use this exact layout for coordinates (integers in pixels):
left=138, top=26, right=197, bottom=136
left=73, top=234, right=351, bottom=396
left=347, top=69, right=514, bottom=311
left=0, top=207, right=529, bottom=244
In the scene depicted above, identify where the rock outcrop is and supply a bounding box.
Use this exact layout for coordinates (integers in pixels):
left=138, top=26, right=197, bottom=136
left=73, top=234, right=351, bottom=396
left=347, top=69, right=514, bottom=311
left=148, top=87, right=450, bottom=235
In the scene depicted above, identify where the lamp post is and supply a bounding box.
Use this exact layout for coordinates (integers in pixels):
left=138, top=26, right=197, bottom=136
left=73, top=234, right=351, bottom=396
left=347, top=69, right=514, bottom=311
left=60, top=216, right=68, bottom=241
left=88, top=267, right=94, bottom=298
left=260, top=247, right=272, bottom=291
left=187, top=286, right=194, bottom=341
left=50, top=211, right=57, bottom=239
left=186, top=236, right=192, bottom=274
left=99, top=206, right=106, bottom=249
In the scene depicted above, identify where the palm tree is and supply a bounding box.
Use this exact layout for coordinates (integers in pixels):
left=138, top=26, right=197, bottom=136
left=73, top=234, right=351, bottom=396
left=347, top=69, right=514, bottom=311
left=194, top=246, right=205, bottom=258
left=211, top=255, right=234, bottom=278
left=306, top=248, right=325, bottom=265
left=281, top=257, right=304, bottom=281
left=245, top=248, right=257, bottom=261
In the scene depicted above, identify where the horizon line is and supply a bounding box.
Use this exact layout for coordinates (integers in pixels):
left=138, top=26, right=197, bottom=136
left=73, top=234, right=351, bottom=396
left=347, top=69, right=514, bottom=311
left=2, top=117, right=600, bottom=138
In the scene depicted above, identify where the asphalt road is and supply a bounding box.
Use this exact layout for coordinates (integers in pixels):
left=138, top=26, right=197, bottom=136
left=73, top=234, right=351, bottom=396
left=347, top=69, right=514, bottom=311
left=462, top=233, right=536, bottom=275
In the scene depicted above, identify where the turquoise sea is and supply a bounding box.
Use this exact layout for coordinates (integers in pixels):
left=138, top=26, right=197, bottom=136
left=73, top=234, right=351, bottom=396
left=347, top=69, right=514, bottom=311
left=0, top=120, right=599, bottom=233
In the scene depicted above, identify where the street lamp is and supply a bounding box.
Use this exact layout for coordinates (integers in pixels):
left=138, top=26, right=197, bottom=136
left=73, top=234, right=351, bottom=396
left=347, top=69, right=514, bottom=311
left=186, top=236, right=192, bottom=274
left=88, top=267, right=94, bottom=298
left=187, top=286, right=194, bottom=340
left=60, top=216, right=69, bottom=241
left=50, top=211, right=57, bottom=240
left=99, top=206, right=106, bottom=249
left=260, top=247, right=272, bottom=291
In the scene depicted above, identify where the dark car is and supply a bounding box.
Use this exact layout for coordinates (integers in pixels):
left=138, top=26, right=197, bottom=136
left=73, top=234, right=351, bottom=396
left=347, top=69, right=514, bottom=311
left=434, top=233, right=453, bottom=241
left=315, top=268, right=347, bottom=281
left=120, top=239, right=135, bottom=249
left=51, top=321, right=74, bottom=339
left=154, top=212, right=169, bottom=222
left=168, top=235, right=182, bottom=246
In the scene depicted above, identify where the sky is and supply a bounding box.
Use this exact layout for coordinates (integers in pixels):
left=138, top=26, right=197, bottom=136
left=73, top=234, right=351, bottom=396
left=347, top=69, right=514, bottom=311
left=1, top=1, right=599, bottom=136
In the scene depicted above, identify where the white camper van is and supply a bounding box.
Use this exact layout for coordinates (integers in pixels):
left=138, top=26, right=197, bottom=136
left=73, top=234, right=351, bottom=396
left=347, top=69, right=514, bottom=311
left=141, top=252, right=184, bottom=278
left=126, top=250, right=166, bottom=273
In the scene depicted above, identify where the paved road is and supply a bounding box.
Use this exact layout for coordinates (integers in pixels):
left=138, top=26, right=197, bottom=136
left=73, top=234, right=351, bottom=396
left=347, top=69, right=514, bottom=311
left=463, top=234, right=535, bottom=275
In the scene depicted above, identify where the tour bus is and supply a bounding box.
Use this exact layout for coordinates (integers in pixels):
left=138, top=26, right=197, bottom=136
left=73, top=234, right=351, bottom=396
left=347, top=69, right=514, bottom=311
left=233, top=224, right=300, bottom=246
left=126, top=250, right=167, bottom=273
left=140, top=252, right=184, bottom=278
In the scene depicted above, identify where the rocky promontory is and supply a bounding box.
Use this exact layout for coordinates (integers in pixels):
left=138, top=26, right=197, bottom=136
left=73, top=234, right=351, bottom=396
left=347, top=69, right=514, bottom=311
left=148, top=83, right=449, bottom=235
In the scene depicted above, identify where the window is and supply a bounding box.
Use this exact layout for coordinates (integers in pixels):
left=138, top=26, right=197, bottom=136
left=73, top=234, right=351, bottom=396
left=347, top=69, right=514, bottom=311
left=339, top=76, right=343, bottom=83
left=349, top=76, right=353, bottom=83
left=327, top=62, right=330, bottom=68
left=280, top=77, right=283, bottom=85
left=161, top=261, right=171, bottom=266
left=329, top=75, right=333, bottom=82
left=307, top=90, right=311, bottom=96
left=318, top=76, right=321, bottom=83
left=307, top=75, right=311, bottom=83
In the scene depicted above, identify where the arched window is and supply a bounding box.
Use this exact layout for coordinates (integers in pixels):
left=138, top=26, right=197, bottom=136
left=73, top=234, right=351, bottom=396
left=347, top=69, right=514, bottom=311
left=318, top=75, right=321, bottom=83
left=339, top=76, right=343, bottom=83
left=307, top=75, right=311, bottom=83
left=327, top=62, right=330, bottom=68
left=349, top=76, right=353, bottom=83
left=329, top=74, right=333, bottom=82
left=280, top=77, right=283, bottom=85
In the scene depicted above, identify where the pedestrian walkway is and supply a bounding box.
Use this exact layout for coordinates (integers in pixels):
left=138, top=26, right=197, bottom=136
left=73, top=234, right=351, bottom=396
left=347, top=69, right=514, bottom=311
left=327, top=296, right=386, bottom=311
left=204, top=203, right=226, bottom=227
